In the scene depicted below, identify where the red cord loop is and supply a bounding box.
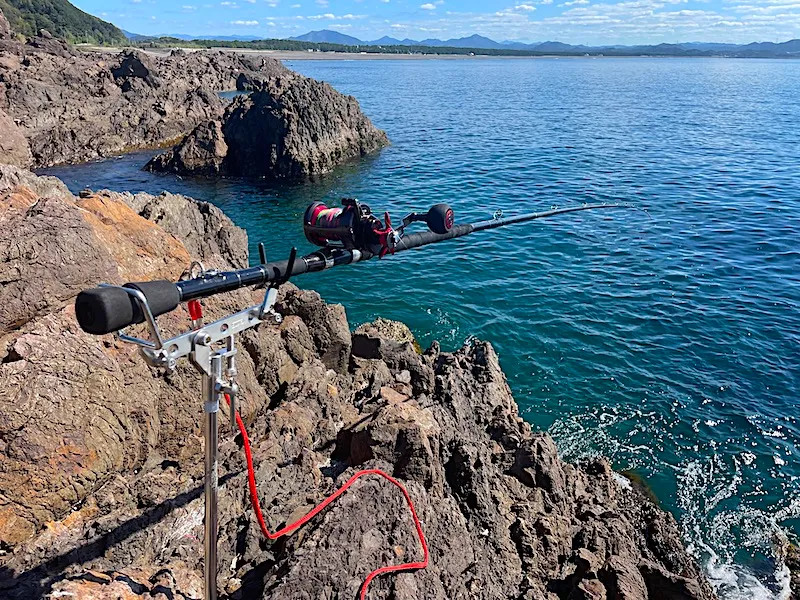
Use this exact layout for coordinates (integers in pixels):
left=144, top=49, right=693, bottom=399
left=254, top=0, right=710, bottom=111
left=225, top=394, right=429, bottom=599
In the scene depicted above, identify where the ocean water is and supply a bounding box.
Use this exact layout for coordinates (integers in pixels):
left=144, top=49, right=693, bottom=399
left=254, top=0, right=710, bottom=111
left=43, top=57, right=800, bottom=599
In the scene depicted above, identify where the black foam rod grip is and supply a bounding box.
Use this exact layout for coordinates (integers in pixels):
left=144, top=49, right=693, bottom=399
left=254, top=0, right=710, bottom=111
left=75, top=280, right=180, bottom=335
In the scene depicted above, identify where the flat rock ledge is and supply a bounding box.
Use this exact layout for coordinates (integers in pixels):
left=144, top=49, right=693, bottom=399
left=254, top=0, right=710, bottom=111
left=0, top=165, right=717, bottom=599
left=146, top=74, right=389, bottom=179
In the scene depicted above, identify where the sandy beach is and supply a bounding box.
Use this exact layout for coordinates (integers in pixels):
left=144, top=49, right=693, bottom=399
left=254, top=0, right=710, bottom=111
left=82, top=45, right=575, bottom=60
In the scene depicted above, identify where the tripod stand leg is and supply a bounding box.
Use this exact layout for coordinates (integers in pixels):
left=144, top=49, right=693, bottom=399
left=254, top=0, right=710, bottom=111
left=203, top=356, right=222, bottom=600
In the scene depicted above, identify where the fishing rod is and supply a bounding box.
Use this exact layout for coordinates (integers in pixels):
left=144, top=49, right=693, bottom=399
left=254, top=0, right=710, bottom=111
left=75, top=199, right=629, bottom=336
left=73, top=198, right=632, bottom=600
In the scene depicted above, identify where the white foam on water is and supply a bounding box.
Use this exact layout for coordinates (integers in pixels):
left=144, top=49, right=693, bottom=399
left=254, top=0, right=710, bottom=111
left=678, top=455, right=797, bottom=600
left=548, top=408, right=798, bottom=600
left=703, top=550, right=789, bottom=600
left=612, top=471, right=632, bottom=490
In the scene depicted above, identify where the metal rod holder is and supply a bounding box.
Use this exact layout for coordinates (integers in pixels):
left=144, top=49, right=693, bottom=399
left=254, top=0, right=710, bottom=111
left=103, top=251, right=291, bottom=599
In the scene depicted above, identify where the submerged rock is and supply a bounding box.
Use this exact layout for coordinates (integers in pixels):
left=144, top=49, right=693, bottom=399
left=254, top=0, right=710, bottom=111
left=0, top=166, right=715, bottom=600
left=146, top=74, right=389, bottom=179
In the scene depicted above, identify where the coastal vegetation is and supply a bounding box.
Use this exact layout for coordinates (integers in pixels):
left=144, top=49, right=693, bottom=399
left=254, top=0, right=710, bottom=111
left=0, top=0, right=125, bottom=44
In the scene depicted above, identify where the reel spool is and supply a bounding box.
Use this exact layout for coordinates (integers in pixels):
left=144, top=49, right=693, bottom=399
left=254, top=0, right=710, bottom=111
left=303, top=198, right=383, bottom=249
left=303, top=198, right=454, bottom=254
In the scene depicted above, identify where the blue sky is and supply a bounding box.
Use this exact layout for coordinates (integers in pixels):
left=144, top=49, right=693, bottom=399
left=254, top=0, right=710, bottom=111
left=73, top=0, right=800, bottom=44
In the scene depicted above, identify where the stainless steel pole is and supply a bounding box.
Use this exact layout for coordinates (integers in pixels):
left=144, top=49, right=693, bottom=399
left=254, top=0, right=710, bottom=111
left=203, top=355, right=222, bottom=600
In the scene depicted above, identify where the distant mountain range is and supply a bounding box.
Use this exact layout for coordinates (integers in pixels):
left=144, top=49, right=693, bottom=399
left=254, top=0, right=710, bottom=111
left=123, top=27, right=800, bottom=58
left=289, top=29, right=800, bottom=58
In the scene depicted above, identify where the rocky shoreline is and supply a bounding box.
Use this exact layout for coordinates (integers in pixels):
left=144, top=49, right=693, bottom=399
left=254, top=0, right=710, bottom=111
left=0, top=15, right=386, bottom=175
left=0, top=10, right=795, bottom=600
left=0, top=164, right=718, bottom=599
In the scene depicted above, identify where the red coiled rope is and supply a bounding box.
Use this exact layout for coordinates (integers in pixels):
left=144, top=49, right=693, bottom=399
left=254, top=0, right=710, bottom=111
left=225, top=394, right=429, bottom=599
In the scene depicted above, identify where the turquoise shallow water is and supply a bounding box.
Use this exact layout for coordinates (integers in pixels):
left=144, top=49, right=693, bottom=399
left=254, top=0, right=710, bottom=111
left=43, top=57, right=800, bottom=599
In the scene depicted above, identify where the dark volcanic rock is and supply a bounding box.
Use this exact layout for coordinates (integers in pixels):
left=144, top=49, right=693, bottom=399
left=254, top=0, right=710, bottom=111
left=26, top=30, right=74, bottom=58
left=0, top=40, right=286, bottom=167
left=144, top=120, right=228, bottom=175
left=147, top=74, right=389, bottom=179
left=0, top=167, right=715, bottom=600
left=0, top=31, right=384, bottom=175
left=787, top=543, right=800, bottom=599
left=0, top=108, right=32, bottom=167
left=111, top=50, right=160, bottom=89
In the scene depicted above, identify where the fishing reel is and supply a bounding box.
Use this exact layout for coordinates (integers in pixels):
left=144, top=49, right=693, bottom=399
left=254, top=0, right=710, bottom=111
left=303, top=198, right=454, bottom=257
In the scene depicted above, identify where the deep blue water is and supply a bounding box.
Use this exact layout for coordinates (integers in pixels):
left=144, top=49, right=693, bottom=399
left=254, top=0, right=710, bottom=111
left=43, top=57, right=800, bottom=599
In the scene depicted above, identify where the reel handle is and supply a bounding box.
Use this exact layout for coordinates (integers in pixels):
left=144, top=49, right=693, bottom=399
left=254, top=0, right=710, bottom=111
left=75, top=281, right=180, bottom=335
left=404, top=204, right=454, bottom=235
left=424, top=203, right=454, bottom=235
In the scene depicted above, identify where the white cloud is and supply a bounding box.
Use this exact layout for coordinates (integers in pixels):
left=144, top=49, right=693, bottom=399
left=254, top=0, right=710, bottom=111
left=307, top=12, right=366, bottom=19
left=290, top=2, right=301, bottom=6
left=252, top=0, right=800, bottom=47
left=130, top=0, right=141, bottom=3
left=315, top=0, right=328, bottom=6
left=231, top=19, right=259, bottom=24
left=421, top=2, right=437, bottom=9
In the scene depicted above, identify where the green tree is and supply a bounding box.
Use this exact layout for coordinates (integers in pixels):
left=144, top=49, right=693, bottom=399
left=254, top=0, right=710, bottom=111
left=0, top=0, right=126, bottom=45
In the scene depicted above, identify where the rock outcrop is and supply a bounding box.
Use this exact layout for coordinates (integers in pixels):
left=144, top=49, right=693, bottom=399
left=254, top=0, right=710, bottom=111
left=0, top=39, right=285, bottom=167
left=146, top=74, right=389, bottom=179
left=788, top=543, right=800, bottom=599
left=0, top=166, right=714, bottom=600
left=0, top=34, right=386, bottom=175
left=144, top=120, right=229, bottom=176
left=0, top=108, right=32, bottom=168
